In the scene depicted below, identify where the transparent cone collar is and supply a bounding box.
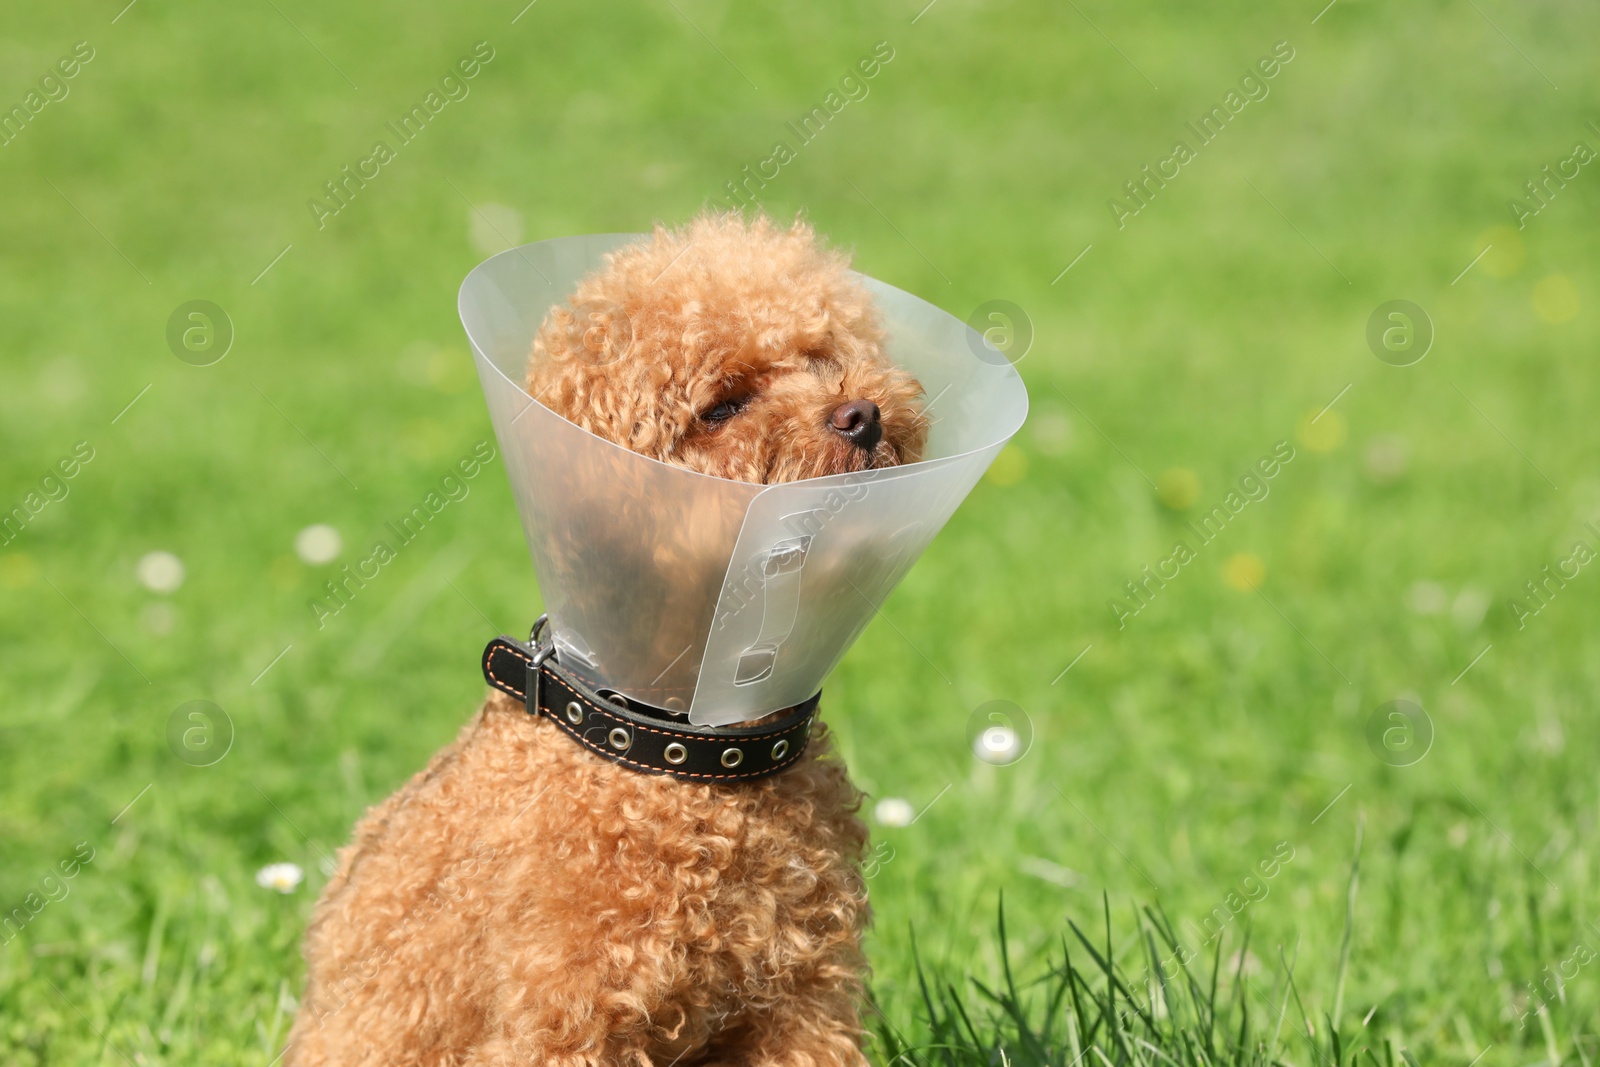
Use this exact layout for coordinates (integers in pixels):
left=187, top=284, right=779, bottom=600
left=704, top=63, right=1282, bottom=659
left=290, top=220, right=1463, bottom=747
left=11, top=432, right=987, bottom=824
left=460, top=234, right=1028, bottom=726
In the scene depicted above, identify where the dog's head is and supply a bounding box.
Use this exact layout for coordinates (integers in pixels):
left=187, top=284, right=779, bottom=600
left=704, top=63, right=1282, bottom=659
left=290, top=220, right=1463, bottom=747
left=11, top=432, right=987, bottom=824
left=528, top=214, right=928, bottom=482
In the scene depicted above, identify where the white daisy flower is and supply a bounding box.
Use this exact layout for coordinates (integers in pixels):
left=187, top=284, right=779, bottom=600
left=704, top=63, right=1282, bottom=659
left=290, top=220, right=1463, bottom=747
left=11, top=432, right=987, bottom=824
left=1405, top=580, right=1447, bottom=615
left=256, top=862, right=304, bottom=894
left=1452, top=586, right=1490, bottom=629
left=974, top=724, right=1022, bottom=765
left=136, top=551, right=185, bottom=594
left=294, top=524, right=342, bottom=565
left=874, top=797, right=915, bottom=827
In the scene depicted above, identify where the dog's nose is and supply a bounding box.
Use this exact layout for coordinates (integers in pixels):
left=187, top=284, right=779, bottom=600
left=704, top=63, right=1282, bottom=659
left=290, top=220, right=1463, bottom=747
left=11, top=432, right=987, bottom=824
left=829, top=400, right=882, bottom=452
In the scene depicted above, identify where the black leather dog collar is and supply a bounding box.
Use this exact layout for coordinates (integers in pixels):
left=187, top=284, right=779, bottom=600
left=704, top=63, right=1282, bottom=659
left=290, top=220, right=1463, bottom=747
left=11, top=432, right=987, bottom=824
left=481, top=624, right=818, bottom=783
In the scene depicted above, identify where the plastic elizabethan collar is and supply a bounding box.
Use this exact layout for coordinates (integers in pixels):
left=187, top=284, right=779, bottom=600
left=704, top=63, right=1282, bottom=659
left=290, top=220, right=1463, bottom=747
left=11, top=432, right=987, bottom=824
left=460, top=234, right=1028, bottom=726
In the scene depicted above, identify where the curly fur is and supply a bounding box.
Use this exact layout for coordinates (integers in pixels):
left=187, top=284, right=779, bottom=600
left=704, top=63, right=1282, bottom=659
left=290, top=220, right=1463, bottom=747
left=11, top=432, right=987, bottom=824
left=287, top=214, right=925, bottom=1066
left=528, top=213, right=927, bottom=482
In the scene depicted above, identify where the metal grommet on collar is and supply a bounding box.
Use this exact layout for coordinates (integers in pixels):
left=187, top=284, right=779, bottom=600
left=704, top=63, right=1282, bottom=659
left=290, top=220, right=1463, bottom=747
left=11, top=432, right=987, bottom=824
left=481, top=630, right=821, bottom=781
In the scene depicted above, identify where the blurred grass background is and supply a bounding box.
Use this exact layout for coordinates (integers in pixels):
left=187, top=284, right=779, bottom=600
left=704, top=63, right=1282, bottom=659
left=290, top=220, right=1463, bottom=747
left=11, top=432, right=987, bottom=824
left=2, top=0, right=1598, bottom=1062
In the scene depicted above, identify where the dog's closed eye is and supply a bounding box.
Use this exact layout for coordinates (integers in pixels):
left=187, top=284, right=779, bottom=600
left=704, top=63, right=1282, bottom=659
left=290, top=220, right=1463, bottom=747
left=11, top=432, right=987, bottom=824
left=806, top=351, right=844, bottom=386
left=699, top=395, right=751, bottom=426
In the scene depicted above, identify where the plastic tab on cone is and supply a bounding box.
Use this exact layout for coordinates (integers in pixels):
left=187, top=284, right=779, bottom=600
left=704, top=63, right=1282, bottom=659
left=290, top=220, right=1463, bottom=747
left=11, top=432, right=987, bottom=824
left=460, top=234, right=1028, bottom=726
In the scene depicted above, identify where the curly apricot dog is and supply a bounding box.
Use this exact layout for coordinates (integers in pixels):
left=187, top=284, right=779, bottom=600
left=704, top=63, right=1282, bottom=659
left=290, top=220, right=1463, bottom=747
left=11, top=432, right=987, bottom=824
left=286, top=214, right=927, bottom=1066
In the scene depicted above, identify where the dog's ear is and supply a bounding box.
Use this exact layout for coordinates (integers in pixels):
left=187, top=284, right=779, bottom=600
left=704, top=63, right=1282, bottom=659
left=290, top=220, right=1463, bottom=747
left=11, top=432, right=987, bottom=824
left=530, top=294, right=697, bottom=461
left=539, top=298, right=633, bottom=373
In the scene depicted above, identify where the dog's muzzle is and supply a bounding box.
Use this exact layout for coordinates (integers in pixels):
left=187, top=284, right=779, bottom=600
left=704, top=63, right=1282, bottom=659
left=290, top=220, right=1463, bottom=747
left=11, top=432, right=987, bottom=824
left=482, top=616, right=819, bottom=782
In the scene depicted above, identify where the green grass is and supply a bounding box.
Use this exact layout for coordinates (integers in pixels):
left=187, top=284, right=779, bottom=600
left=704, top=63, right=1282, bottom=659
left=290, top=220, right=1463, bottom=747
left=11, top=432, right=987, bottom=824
left=876, top=894, right=1387, bottom=1067
left=2, top=0, right=1598, bottom=1062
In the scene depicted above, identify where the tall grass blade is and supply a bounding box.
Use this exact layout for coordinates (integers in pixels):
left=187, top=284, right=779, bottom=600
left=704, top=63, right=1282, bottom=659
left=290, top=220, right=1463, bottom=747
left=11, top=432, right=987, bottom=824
left=1332, top=813, right=1364, bottom=1028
